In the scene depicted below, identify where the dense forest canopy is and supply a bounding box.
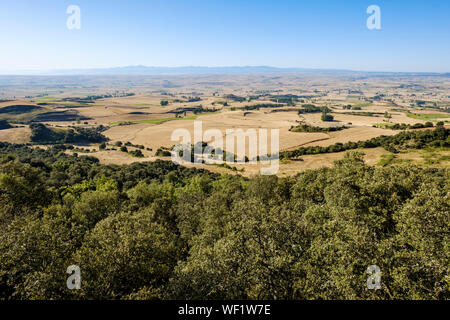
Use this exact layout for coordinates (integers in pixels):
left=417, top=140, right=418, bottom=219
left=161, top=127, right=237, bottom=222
left=0, top=138, right=448, bottom=300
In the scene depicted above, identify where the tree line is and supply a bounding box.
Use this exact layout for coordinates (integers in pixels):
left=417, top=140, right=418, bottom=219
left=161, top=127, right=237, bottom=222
left=289, top=123, right=346, bottom=133
left=281, top=125, right=449, bottom=159
left=30, top=123, right=108, bottom=144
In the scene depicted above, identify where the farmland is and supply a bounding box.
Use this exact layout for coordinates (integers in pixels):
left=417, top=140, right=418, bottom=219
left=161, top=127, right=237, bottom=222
left=0, top=72, right=449, bottom=175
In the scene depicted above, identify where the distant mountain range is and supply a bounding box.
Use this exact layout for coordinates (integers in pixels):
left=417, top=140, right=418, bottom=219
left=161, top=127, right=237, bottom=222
left=0, top=66, right=448, bottom=76
left=0, top=66, right=355, bottom=75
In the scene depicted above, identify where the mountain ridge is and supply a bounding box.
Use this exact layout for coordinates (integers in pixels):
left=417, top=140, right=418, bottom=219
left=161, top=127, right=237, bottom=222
left=0, top=66, right=448, bottom=76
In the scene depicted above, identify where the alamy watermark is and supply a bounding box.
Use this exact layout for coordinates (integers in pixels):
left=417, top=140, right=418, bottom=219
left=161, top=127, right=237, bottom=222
left=366, top=265, right=381, bottom=290
left=66, top=265, right=81, bottom=290
left=64, top=5, right=380, bottom=31
left=367, top=5, right=381, bottom=30
left=171, top=121, right=279, bottom=175
left=66, top=5, right=81, bottom=30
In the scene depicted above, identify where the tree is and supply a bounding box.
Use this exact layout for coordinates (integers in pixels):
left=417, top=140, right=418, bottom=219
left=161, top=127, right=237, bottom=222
left=321, top=112, right=334, bottom=122
left=384, top=111, right=392, bottom=119
left=129, top=149, right=144, bottom=157
left=0, top=204, right=83, bottom=299
left=73, top=210, right=178, bottom=299
left=0, top=140, right=448, bottom=300
left=0, top=120, right=12, bottom=130
left=391, top=184, right=449, bottom=299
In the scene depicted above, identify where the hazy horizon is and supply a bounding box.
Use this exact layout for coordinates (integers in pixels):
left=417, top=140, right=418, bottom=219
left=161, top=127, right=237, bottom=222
left=0, top=65, right=449, bottom=76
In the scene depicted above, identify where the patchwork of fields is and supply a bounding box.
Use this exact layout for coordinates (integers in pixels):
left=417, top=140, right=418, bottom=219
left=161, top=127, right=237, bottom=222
left=1, top=73, right=449, bottom=175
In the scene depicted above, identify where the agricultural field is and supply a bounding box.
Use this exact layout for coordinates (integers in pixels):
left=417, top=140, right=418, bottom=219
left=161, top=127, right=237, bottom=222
left=0, top=73, right=449, bottom=175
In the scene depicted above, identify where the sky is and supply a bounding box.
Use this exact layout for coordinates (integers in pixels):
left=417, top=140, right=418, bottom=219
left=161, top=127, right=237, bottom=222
left=0, top=0, right=449, bottom=73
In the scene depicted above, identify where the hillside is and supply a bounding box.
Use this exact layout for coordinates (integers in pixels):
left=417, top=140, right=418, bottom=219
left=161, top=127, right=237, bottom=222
left=0, top=142, right=447, bottom=300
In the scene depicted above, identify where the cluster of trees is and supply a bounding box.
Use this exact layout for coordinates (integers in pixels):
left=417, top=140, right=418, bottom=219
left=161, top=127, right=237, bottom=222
left=372, top=94, right=385, bottom=101
left=269, top=94, right=301, bottom=105
left=110, top=141, right=145, bottom=157
left=85, top=93, right=135, bottom=101
left=375, top=122, right=435, bottom=130
left=191, top=107, right=220, bottom=114
left=223, top=94, right=246, bottom=102
left=0, top=120, right=12, bottom=130
left=115, top=141, right=145, bottom=150
left=0, top=105, right=42, bottom=115
left=321, top=112, right=334, bottom=122
left=129, top=149, right=144, bottom=158
left=0, top=142, right=447, bottom=300
left=415, top=100, right=428, bottom=106
left=341, top=111, right=382, bottom=117
left=289, top=123, right=346, bottom=133
left=281, top=125, right=449, bottom=159
left=100, top=142, right=149, bottom=155
left=343, top=105, right=362, bottom=110
left=155, top=146, right=172, bottom=157
left=30, top=123, right=108, bottom=144
left=156, top=142, right=246, bottom=164
left=242, top=103, right=284, bottom=111
left=186, top=97, right=202, bottom=103
left=297, top=104, right=322, bottom=114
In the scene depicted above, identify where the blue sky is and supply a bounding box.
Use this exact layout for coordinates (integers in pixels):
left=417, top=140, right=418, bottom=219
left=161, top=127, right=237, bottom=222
left=0, top=0, right=449, bottom=72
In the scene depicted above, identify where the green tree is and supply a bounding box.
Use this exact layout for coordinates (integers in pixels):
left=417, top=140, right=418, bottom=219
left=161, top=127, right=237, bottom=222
left=321, top=112, right=334, bottom=122
left=73, top=210, right=178, bottom=299
left=391, top=183, right=449, bottom=299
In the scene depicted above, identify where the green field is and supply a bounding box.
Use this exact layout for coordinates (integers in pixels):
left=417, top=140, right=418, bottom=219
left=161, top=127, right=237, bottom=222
left=32, top=96, right=58, bottom=102
left=420, top=147, right=450, bottom=165
left=377, top=147, right=450, bottom=167
left=354, top=102, right=373, bottom=108
left=406, top=112, right=450, bottom=121
left=110, top=112, right=219, bottom=126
